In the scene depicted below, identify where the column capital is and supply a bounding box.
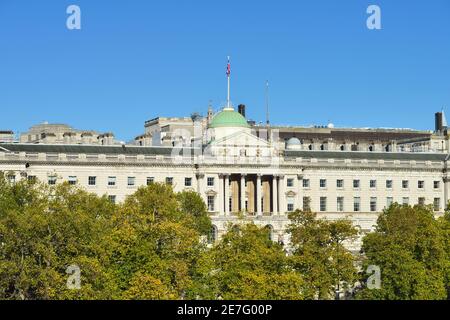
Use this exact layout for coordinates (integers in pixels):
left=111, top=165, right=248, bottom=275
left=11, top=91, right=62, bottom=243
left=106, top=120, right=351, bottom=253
left=196, top=173, right=205, bottom=179
left=278, top=174, right=285, bottom=179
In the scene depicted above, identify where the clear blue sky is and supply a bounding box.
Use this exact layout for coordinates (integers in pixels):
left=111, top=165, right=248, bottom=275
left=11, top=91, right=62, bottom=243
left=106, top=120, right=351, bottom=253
left=1, top=0, right=449, bottom=141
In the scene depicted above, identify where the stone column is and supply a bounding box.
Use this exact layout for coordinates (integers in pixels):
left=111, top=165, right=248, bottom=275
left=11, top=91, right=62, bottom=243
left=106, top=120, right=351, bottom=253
left=278, top=175, right=285, bottom=214
left=256, top=174, right=262, bottom=216
left=224, top=174, right=230, bottom=216
left=218, top=174, right=224, bottom=215
left=240, top=174, right=246, bottom=213
left=231, top=179, right=239, bottom=213
left=272, top=175, right=278, bottom=214
left=196, top=173, right=205, bottom=204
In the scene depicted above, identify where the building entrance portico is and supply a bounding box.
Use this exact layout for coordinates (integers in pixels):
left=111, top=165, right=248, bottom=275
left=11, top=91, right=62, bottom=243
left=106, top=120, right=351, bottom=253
left=218, top=173, right=284, bottom=216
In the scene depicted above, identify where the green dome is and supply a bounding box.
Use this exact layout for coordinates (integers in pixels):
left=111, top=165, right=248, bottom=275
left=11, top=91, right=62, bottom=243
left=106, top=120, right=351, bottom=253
left=209, top=109, right=250, bottom=128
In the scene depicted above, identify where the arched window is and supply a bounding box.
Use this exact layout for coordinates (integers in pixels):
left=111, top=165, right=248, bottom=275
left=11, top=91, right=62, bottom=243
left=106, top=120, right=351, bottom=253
left=208, top=225, right=218, bottom=244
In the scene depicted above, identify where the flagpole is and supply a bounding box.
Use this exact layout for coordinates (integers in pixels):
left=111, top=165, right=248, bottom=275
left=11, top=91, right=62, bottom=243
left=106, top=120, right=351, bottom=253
left=227, top=56, right=231, bottom=109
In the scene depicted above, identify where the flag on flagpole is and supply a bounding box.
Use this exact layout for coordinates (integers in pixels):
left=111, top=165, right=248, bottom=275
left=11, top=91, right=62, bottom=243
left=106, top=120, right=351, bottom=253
left=226, top=57, right=230, bottom=77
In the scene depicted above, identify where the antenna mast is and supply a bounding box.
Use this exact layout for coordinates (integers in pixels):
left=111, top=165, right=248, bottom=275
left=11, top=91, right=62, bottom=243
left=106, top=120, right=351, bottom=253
left=265, top=80, right=270, bottom=125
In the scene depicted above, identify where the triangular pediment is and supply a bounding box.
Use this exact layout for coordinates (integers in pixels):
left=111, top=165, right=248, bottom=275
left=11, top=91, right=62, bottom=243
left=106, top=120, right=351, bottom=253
left=210, top=130, right=270, bottom=148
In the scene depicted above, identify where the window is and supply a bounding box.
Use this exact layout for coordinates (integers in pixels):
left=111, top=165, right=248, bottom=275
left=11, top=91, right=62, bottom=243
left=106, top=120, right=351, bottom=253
left=386, top=197, right=394, bottom=208
left=207, top=225, right=218, bottom=244
left=68, top=176, right=77, bottom=185
left=353, top=180, right=360, bottom=188
left=207, top=177, right=215, bottom=187
left=370, top=197, right=377, bottom=212
left=27, top=175, right=36, bottom=183
left=386, top=180, right=393, bottom=189
left=147, top=177, right=154, bottom=185
left=402, top=197, right=409, bottom=205
left=48, top=176, right=57, bottom=185
left=320, top=179, right=327, bottom=188
left=434, top=198, right=440, bottom=211
left=370, top=180, right=376, bottom=189
left=287, top=197, right=295, bottom=212
left=402, top=180, right=409, bottom=189
left=418, top=197, right=425, bottom=206
left=127, top=177, right=136, bottom=187
left=7, top=175, right=16, bottom=184
left=354, top=197, right=361, bottom=212
left=207, top=195, right=215, bottom=211
left=166, top=177, right=173, bottom=185
left=418, top=180, right=424, bottom=189
left=303, top=197, right=311, bottom=211
left=108, top=176, right=116, bottom=186
left=88, top=176, right=96, bottom=186
left=287, top=178, right=294, bottom=187
left=320, top=197, right=327, bottom=212
left=108, top=195, right=116, bottom=204
left=302, top=179, right=310, bottom=188
left=337, top=197, right=344, bottom=211
left=434, top=181, right=440, bottom=189
left=336, top=179, right=344, bottom=188
left=185, top=177, right=192, bottom=187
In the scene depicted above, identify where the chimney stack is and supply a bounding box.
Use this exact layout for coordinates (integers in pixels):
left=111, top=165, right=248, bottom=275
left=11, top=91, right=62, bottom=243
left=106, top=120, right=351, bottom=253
left=238, top=104, right=246, bottom=117
left=435, top=112, right=443, bottom=133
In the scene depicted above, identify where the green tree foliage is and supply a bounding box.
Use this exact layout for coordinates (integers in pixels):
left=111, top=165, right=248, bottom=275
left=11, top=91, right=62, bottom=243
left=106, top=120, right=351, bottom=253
left=0, top=173, right=117, bottom=299
left=356, top=204, right=449, bottom=300
left=193, top=223, right=304, bottom=300
left=287, top=210, right=358, bottom=299
left=105, top=183, right=209, bottom=299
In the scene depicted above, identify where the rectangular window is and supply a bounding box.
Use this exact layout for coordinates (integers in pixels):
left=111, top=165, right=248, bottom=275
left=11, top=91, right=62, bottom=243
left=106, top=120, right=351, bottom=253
left=185, top=177, right=192, bottom=187
left=336, top=179, right=344, bottom=188
left=402, top=180, right=409, bottom=189
left=8, top=175, right=16, bottom=184
left=48, top=176, right=57, bottom=185
left=337, top=197, right=344, bottom=211
left=207, top=195, right=215, bottom=212
left=418, top=197, right=425, bottom=206
left=166, top=177, right=173, bottom=185
left=353, top=180, right=360, bottom=188
left=88, top=176, right=96, bottom=186
left=147, top=177, right=154, bottom=185
left=128, top=177, right=136, bottom=187
left=418, top=180, right=424, bottom=189
left=68, top=176, right=77, bottom=185
left=402, top=197, right=409, bottom=205
left=108, top=176, right=116, bottom=186
left=287, top=178, right=294, bottom=187
left=386, top=197, right=394, bottom=208
left=303, top=197, right=311, bottom=211
left=320, top=197, right=327, bottom=212
left=303, top=179, right=310, bottom=188
left=386, top=180, right=393, bottom=189
left=370, top=197, right=377, bottom=212
left=370, top=180, right=376, bottom=189
left=27, top=175, right=36, bottom=183
left=434, top=198, right=440, bottom=211
left=108, top=195, right=116, bottom=204
left=354, top=197, right=361, bottom=212
left=434, top=181, right=440, bottom=189
left=207, top=177, right=215, bottom=187
left=287, top=197, right=295, bottom=212
left=320, top=179, right=327, bottom=188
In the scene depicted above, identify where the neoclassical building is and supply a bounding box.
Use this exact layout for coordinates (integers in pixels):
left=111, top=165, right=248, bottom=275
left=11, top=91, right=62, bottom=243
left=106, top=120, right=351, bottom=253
left=1, top=106, right=449, bottom=249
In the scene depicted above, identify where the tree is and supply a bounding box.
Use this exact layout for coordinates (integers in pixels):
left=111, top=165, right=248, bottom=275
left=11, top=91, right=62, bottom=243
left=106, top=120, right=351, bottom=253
left=356, top=204, right=448, bottom=300
left=108, top=183, right=210, bottom=299
left=193, top=223, right=304, bottom=300
left=287, top=210, right=358, bottom=299
left=0, top=173, right=117, bottom=299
